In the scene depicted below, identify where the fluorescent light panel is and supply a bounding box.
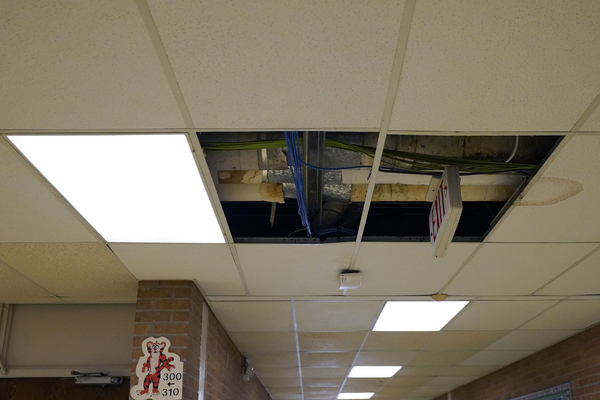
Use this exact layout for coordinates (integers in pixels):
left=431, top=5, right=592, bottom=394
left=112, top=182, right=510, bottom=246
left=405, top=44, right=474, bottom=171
left=348, top=366, right=401, bottom=378
left=373, top=301, right=469, bottom=331
left=8, top=134, right=225, bottom=243
left=337, top=393, right=374, bottom=400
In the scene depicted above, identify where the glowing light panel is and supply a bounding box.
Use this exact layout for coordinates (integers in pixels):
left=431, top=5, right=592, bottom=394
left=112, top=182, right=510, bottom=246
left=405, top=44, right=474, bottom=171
left=337, top=393, right=374, bottom=399
left=348, top=366, right=402, bottom=378
left=8, top=134, right=225, bottom=243
left=373, top=301, right=469, bottom=331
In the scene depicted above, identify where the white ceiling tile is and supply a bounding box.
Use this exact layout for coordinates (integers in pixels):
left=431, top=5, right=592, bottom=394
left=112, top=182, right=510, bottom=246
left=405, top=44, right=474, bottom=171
left=295, top=301, right=382, bottom=332
left=390, top=1, right=600, bottom=131
left=245, top=352, right=299, bottom=368
left=236, top=243, right=354, bottom=296
left=210, top=301, right=293, bottom=332
left=300, top=352, right=356, bottom=368
left=303, top=378, right=344, bottom=388
left=442, top=365, right=502, bottom=377
left=460, top=350, right=534, bottom=366
left=354, top=351, right=418, bottom=366
left=489, top=136, right=600, bottom=242
left=0, top=243, right=137, bottom=301
left=298, top=332, right=366, bottom=352
left=426, top=376, right=479, bottom=387
left=408, top=351, right=476, bottom=366
left=352, top=243, right=478, bottom=296
left=581, top=106, right=600, bottom=131
left=362, top=332, right=436, bottom=351
left=147, top=0, right=404, bottom=129
left=229, top=332, right=297, bottom=353
left=0, top=0, right=184, bottom=129
left=0, top=260, right=57, bottom=302
left=519, top=300, right=600, bottom=330
left=444, top=301, right=557, bottom=330
left=110, top=243, right=244, bottom=296
left=255, top=367, right=300, bottom=379
left=395, top=366, right=450, bottom=377
left=260, top=378, right=301, bottom=388
left=446, top=244, right=596, bottom=296
left=485, top=330, right=578, bottom=351
left=0, top=140, right=97, bottom=242
left=538, top=247, right=600, bottom=295
left=343, top=378, right=387, bottom=392
left=302, top=367, right=350, bottom=379
left=424, top=331, right=509, bottom=351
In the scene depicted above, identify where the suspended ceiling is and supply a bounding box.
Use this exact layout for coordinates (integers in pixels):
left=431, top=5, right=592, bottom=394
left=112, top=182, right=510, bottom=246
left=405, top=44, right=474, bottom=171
left=1, top=1, right=600, bottom=399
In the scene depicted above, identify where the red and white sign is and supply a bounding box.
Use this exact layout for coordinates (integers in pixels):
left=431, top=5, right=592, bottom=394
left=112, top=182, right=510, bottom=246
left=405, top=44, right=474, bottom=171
left=429, top=166, right=463, bottom=258
left=131, top=337, right=184, bottom=400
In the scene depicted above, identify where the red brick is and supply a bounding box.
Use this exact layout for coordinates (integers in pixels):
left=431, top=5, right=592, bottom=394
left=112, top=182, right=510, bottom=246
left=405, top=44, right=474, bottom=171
left=134, top=323, right=152, bottom=334
left=135, top=310, right=170, bottom=322
left=155, top=299, right=191, bottom=310
left=138, top=287, right=173, bottom=299
left=157, top=280, right=191, bottom=287
left=154, top=322, right=189, bottom=335
left=173, top=311, right=191, bottom=322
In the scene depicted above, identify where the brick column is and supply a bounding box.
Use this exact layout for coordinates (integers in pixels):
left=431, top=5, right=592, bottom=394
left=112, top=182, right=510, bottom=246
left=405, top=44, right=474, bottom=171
left=131, top=281, right=203, bottom=400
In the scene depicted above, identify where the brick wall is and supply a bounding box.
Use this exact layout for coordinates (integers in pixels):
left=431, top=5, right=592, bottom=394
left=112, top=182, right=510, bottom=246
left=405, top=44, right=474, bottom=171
left=132, top=280, right=270, bottom=400
left=433, top=323, right=600, bottom=400
left=204, top=308, right=270, bottom=400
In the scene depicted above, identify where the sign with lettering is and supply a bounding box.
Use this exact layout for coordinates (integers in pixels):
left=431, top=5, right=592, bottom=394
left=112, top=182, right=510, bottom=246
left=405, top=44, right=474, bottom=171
left=131, top=337, right=183, bottom=400
left=509, top=383, right=571, bottom=400
left=429, top=166, right=462, bottom=258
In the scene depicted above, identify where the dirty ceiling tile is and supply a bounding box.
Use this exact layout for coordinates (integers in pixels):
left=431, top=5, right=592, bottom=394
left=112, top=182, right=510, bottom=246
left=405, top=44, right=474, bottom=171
left=210, top=301, right=293, bottom=332
left=302, top=378, right=344, bottom=388
left=446, top=243, right=596, bottom=296
left=0, top=243, right=137, bottom=300
left=298, top=332, right=366, bottom=352
left=444, top=301, right=557, bottom=330
left=0, top=0, right=184, bottom=129
left=110, top=243, right=244, bottom=295
left=424, top=331, right=509, bottom=351
left=295, top=301, right=382, bottom=332
left=390, top=1, right=600, bottom=131
left=302, top=368, right=350, bottom=379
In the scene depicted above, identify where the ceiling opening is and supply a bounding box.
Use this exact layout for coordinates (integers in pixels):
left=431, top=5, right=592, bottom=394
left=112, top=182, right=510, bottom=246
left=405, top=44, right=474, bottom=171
left=199, top=132, right=561, bottom=243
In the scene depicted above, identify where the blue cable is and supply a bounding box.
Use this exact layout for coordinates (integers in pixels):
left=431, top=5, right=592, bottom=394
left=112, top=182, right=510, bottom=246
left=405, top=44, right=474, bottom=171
left=285, top=132, right=312, bottom=237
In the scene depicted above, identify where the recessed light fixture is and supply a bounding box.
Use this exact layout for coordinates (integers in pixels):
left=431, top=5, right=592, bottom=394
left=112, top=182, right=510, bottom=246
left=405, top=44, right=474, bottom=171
left=8, top=134, right=225, bottom=243
left=337, top=393, right=374, bottom=400
left=373, top=301, right=468, bottom=331
left=348, top=366, right=402, bottom=378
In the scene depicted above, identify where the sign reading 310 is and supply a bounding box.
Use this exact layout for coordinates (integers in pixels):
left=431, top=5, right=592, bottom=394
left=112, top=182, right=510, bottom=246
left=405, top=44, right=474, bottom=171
left=131, top=337, right=184, bottom=400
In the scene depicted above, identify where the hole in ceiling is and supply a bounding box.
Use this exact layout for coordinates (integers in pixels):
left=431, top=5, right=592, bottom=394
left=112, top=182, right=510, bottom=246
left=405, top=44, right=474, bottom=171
left=199, top=132, right=562, bottom=244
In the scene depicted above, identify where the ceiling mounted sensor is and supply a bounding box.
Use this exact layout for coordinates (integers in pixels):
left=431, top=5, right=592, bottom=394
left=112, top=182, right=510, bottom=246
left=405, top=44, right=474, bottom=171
left=8, top=134, right=225, bottom=243
left=339, top=270, right=362, bottom=290
left=199, top=132, right=562, bottom=243
left=373, top=301, right=469, bottom=331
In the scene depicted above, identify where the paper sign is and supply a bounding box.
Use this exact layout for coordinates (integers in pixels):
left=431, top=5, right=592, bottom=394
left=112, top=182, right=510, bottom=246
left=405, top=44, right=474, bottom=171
left=131, top=337, right=184, bottom=400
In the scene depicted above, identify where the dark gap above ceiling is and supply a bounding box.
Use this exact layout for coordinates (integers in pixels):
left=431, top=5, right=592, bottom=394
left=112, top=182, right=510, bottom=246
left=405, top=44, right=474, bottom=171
left=200, top=132, right=562, bottom=243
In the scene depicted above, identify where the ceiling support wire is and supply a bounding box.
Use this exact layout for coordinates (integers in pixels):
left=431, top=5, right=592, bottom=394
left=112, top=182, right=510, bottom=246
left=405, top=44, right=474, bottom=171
left=290, top=298, right=305, bottom=400
left=505, top=136, right=519, bottom=162
left=347, top=0, right=417, bottom=271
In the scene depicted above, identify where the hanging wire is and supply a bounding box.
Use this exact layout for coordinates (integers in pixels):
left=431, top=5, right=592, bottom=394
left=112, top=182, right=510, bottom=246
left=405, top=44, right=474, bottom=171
left=284, top=132, right=312, bottom=237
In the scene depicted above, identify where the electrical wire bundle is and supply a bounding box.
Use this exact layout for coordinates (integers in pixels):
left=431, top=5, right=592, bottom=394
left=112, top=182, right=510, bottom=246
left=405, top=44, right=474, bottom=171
left=284, top=132, right=312, bottom=237
left=202, top=138, right=537, bottom=175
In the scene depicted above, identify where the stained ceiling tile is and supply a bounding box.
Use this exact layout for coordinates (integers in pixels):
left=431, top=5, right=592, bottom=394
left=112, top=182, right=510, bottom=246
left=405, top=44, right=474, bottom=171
left=352, top=243, right=478, bottom=296
left=209, top=301, right=293, bottom=332
left=303, top=387, right=340, bottom=395
left=489, top=136, right=600, bottom=242
left=390, top=1, right=600, bottom=131
left=110, top=243, right=244, bottom=296
left=362, top=332, right=436, bottom=351
left=519, top=300, right=600, bottom=330
left=0, top=0, right=184, bottom=129
left=229, top=332, right=297, bottom=353
left=298, top=332, right=366, bottom=352
left=537, top=247, right=600, bottom=295
left=300, top=352, right=356, bottom=368
left=446, top=243, right=596, bottom=295
left=0, top=139, right=97, bottom=243
left=147, top=0, right=405, bottom=129
left=460, top=350, right=534, bottom=366
left=485, top=330, right=578, bottom=351
left=236, top=243, right=354, bottom=296
left=444, top=301, right=557, bottom=330
left=408, top=351, right=476, bottom=366
left=0, top=243, right=137, bottom=301
left=424, top=331, right=509, bottom=351
left=295, top=301, right=382, bottom=332
left=354, top=351, right=418, bottom=366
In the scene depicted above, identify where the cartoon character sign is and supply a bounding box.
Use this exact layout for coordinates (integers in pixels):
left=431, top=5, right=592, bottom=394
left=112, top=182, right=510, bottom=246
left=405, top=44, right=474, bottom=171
left=131, top=337, right=183, bottom=399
